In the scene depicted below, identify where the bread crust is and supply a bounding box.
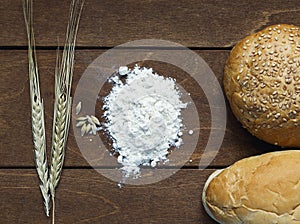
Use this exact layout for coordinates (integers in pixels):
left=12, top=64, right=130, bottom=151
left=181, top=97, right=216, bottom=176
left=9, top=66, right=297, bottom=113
left=224, top=24, right=300, bottom=147
left=202, top=150, right=300, bottom=224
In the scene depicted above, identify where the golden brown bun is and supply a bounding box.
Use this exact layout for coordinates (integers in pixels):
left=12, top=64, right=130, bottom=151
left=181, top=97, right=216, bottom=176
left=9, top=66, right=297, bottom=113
left=202, top=150, right=300, bottom=224
left=224, top=24, right=300, bottom=147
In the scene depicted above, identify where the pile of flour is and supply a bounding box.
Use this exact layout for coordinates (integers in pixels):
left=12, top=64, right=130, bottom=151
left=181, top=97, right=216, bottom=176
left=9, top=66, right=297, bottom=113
left=103, top=66, right=187, bottom=178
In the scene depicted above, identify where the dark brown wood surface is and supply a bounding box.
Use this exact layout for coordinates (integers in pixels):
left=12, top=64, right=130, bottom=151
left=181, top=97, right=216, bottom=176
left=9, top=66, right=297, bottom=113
left=1, top=0, right=299, bottom=223
left=0, top=169, right=216, bottom=224
left=1, top=0, right=300, bottom=47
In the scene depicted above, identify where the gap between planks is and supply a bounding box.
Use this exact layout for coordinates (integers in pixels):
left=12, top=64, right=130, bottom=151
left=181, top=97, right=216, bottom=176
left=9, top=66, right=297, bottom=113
left=0, top=165, right=227, bottom=170
left=0, top=45, right=233, bottom=51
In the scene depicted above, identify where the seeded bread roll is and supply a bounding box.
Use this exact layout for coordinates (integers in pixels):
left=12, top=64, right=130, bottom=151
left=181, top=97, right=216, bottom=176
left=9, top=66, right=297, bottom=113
left=224, top=24, right=300, bottom=147
left=202, top=150, right=300, bottom=224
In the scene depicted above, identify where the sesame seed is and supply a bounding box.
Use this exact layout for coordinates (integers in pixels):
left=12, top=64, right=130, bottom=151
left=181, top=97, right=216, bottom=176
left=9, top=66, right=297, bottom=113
left=285, top=77, right=292, bottom=84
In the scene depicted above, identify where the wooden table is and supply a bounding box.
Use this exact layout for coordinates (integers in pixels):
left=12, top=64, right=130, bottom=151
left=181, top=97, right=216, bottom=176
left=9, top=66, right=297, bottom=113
left=1, top=1, right=299, bottom=223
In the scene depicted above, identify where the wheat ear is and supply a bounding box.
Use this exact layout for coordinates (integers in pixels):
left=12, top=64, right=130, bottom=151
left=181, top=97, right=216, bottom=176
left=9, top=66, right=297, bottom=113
left=23, top=0, right=50, bottom=217
left=49, top=0, right=84, bottom=223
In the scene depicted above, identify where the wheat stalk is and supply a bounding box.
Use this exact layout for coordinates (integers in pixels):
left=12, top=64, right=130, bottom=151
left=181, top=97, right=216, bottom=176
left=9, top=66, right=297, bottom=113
left=23, top=0, right=50, bottom=217
left=49, top=0, right=84, bottom=223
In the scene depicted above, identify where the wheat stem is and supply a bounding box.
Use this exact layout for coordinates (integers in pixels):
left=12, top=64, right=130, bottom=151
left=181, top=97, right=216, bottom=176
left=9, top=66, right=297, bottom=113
left=52, top=196, right=55, bottom=224
left=49, top=0, right=84, bottom=223
left=23, top=0, right=50, bottom=217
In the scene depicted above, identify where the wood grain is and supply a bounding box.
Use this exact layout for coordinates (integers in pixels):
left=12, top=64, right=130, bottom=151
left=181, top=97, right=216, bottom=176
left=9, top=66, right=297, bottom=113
left=2, top=2, right=299, bottom=224
left=0, top=49, right=281, bottom=168
left=0, top=169, right=217, bottom=224
left=1, top=0, right=300, bottom=47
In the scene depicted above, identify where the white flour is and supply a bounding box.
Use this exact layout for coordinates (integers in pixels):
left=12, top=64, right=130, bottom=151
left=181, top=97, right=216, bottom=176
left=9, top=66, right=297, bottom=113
left=103, top=66, right=187, bottom=178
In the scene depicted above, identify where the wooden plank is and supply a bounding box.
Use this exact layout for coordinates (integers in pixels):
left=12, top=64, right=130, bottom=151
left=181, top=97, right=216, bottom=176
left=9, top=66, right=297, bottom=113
left=0, top=169, right=218, bottom=224
left=1, top=0, right=300, bottom=47
left=0, top=49, right=281, bottom=168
